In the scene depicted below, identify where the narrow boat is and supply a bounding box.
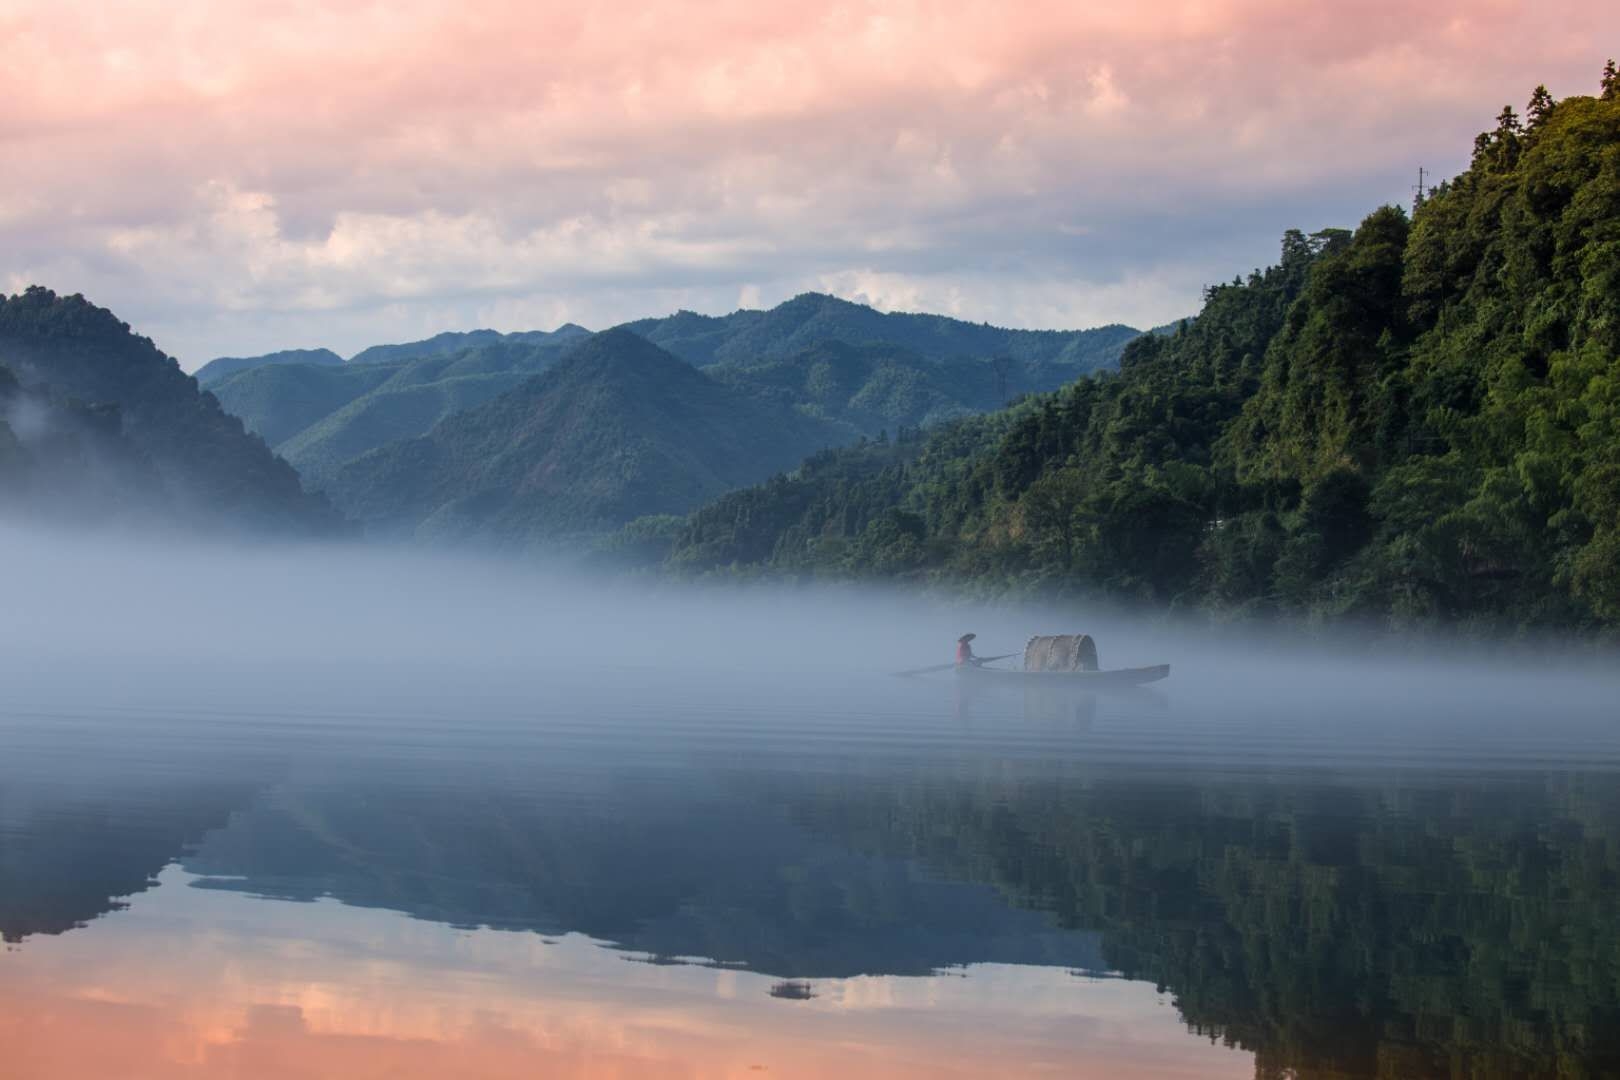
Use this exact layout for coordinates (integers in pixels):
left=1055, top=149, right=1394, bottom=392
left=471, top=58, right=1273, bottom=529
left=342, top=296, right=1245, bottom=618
left=956, top=662, right=1170, bottom=688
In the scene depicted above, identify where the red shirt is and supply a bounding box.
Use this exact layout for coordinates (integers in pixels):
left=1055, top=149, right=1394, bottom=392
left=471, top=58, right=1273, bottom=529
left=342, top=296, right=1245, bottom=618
left=956, top=642, right=974, bottom=665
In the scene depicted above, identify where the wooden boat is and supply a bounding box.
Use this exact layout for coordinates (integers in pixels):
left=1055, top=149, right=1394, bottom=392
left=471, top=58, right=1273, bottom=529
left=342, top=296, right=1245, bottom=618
left=956, top=662, right=1170, bottom=688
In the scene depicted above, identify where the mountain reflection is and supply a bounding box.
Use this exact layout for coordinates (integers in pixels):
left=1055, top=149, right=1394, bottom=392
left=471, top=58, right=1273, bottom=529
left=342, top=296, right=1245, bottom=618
left=180, top=770, right=1107, bottom=978
left=782, top=767, right=1620, bottom=1078
left=3, top=680, right=1619, bottom=1078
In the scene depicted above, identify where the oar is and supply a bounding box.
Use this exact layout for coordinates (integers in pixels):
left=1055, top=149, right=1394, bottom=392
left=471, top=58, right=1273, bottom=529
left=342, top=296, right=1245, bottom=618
left=892, top=653, right=1017, bottom=678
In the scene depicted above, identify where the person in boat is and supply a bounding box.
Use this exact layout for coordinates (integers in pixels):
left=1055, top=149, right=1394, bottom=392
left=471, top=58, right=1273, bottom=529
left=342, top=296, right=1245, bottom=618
left=955, top=633, right=981, bottom=667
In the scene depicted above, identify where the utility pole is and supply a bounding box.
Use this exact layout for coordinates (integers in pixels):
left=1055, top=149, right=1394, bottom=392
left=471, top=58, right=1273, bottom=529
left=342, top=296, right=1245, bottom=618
left=1412, top=166, right=1427, bottom=214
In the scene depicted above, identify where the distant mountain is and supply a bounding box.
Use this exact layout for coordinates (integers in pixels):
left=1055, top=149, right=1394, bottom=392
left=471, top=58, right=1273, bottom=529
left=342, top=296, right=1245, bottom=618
left=194, top=347, right=343, bottom=386
left=324, top=328, right=843, bottom=544
left=347, top=324, right=590, bottom=366
left=0, top=287, right=343, bottom=533
left=206, top=361, right=399, bottom=447
left=620, top=292, right=1139, bottom=371
left=707, top=339, right=1119, bottom=436
left=211, top=340, right=573, bottom=491
left=202, top=299, right=1143, bottom=504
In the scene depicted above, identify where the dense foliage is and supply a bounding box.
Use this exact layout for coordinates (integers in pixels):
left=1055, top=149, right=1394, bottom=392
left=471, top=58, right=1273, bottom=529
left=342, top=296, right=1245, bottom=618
left=0, top=287, right=342, bottom=533
left=657, top=75, right=1620, bottom=632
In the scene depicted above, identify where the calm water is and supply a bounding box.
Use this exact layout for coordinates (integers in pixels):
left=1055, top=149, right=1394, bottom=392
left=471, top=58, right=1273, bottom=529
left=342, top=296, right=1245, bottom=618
left=4, top=660, right=1620, bottom=1079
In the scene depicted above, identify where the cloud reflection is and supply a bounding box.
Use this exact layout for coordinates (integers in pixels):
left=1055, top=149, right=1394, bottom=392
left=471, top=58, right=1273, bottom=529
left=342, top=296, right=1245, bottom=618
left=1, top=867, right=1249, bottom=1079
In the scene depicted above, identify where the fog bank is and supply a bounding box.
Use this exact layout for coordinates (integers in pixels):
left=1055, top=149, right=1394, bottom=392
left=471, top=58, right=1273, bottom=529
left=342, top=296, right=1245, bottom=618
left=3, top=523, right=1618, bottom=742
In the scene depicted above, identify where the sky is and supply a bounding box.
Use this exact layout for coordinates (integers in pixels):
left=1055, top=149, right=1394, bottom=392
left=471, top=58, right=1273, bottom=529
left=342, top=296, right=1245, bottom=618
left=3, top=1, right=1617, bottom=369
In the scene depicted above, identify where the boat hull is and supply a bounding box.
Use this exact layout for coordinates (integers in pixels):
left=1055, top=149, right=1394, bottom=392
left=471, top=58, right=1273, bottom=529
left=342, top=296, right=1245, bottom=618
left=956, top=663, right=1170, bottom=688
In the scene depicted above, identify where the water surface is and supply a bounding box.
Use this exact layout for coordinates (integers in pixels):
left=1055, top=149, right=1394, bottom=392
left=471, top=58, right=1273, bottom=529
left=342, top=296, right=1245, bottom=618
left=4, top=659, right=1619, bottom=1078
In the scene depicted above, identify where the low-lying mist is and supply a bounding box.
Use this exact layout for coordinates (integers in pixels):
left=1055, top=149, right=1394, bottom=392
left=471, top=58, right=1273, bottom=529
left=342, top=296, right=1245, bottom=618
left=3, top=521, right=1617, bottom=760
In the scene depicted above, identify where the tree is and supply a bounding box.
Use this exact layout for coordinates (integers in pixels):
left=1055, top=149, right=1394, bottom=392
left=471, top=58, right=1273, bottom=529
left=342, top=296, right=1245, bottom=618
left=1019, top=466, right=1088, bottom=567
left=1526, top=84, right=1555, bottom=129
left=1489, top=104, right=1523, bottom=169
left=1603, top=59, right=1619, bottom=100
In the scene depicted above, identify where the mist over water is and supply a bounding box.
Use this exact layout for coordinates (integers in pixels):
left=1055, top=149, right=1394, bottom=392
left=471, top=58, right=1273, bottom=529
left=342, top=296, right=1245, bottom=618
left=5, top=521, right=1616, bottom=754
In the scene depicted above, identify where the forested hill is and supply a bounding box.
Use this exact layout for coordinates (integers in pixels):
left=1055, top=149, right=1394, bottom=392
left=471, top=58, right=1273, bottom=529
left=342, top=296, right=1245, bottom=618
left=208, top=339, right=580, bottom=491
left=651, top=70, right=1620, bottom=633
left=619, top=292, right=1139, bottom=372
left=346, top=324, right=591, bottom=366
left=0, top=288, right=343, bottom=534
left=193, top=347, right=344, bottom=386
left=322, top=329, right=845, bottom=545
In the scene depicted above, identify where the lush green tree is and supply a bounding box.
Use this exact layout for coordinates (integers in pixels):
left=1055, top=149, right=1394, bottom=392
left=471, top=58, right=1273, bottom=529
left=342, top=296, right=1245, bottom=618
left=1527, top=83, right=1556, bottom=130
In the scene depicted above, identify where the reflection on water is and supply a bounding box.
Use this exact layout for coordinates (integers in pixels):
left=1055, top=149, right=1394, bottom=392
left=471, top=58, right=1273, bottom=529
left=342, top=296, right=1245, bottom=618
left=3, top=667, right=1620, bottom=1078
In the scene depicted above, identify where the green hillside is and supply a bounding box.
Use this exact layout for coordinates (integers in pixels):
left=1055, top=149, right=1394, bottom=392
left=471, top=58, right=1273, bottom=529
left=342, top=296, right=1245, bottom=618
left=653, top=71, right=1620, bottom=633
left=207, top=361, right=399, bottom=446
left=323, top=329, right=845, bottom=545
left=207, top=339, right=573, bottom=485
left=194, top=347, right=343, bottom=386
left=0, top=288, right=343, bottom=533
left=269, top=343, right=568, bottom=489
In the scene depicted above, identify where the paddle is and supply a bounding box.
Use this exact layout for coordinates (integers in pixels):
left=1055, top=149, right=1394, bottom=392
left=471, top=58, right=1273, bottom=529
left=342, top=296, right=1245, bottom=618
left=891, top=653, right=1017, bottom=678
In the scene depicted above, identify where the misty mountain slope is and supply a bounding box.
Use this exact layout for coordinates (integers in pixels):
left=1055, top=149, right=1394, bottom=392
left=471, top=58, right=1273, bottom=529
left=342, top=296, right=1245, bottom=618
left=276, top=372, right=539, bottom=490
left=210, top=340, right=573, bottom=485
left=208, top=361, right=399, bottom=446
left=347, top=323, right=590, bottom=366
left=0, top=287, right=342, bottom=533
left=324, top=328, right=844, bottom=543
left=0, top=363, right=176, bottom=524
left=622, top=292, right=1140, bottom=372
left=194, top=347, right=344, bottom=387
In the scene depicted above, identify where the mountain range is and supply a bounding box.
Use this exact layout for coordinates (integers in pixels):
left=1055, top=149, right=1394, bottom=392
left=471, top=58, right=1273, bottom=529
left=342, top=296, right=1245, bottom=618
left=204, top=297, right=1135, bottom=472
left=620, top=291, right=1136, bottom=371
left=322, top=329, right=844, bottom=544
left=209, top=337, right=584, bottom=491
left=2, top=285, right=1142, bottom=544
left=195, top=293, right=1140, bottom=541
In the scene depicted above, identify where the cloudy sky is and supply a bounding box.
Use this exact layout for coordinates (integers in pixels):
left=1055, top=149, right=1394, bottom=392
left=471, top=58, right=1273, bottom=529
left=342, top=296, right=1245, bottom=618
left=3, top=1, right=1616, bottom=369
